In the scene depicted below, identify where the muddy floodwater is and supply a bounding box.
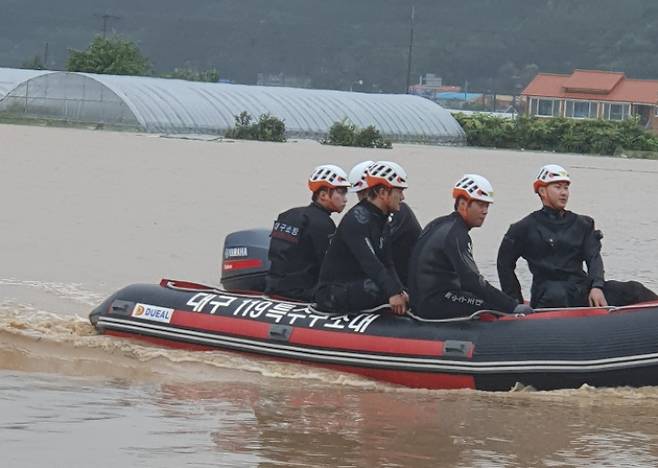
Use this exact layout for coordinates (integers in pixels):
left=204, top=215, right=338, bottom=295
left=1, top=124, right=658, bottom=467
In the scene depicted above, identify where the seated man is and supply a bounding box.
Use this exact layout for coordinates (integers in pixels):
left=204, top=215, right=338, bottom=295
left=316, top=161, right=409, bottom=314
left=266, top=164, right=350, bottom=301
left=408, top=175, right=529, bottom=319
left=348, top=160, right=422, bottom=288
left=497, top=164, right=658, bottom=308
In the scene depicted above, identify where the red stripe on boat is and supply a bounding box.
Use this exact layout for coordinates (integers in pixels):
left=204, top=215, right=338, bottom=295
left=171, top=310, right=270, bottom=339
left=320, top=364, right=475, bottom=389
left=222, top=259, right=263, bottom=271
left=290, top=327, right=444, bottom=356
left=104, top=331, right=473, bottom=389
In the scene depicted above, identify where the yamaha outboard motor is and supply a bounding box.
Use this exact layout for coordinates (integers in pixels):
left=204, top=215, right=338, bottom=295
left=221, top=229, right=271, bottom=293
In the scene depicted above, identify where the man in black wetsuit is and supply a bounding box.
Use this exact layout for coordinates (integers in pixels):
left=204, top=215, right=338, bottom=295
left=348, top=160, right=422, bottom=287
left=408, top=174, right=531, bottom=319
left=498, top=164, right=658, bottom=307
left=265, top=164, right=350, bottom=301
left=316, top=161, right=409, bottom=314
left=497, top=164, right=658, bottom=309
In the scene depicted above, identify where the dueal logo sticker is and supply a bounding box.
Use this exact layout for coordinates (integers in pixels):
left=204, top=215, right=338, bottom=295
left=132, top=303, right=173, bottom=323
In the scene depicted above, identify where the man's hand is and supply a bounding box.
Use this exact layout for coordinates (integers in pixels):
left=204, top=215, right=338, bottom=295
left=513, top=303, right=534, bottom=315
left=588, top=287, right=608, bottom=307
left=389, top=293, right=408, bottom=315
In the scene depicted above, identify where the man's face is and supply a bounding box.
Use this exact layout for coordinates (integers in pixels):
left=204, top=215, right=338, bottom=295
left=384, top=187, right=405, bottom=212
left=460, top=199, right=490, bottom=228
left=327, top=187, right=348, bottom=213
left=540, top=181, right=570, bottom=210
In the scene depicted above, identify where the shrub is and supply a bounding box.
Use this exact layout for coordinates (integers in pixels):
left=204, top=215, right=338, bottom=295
left=326, top=120, right=357, bottom=146
left=323, top=119, right=392, bottom=148
left=161, top=67, right=219, bottom=82
left=224, top=111, right=286, bottom=142
left=453, top=113, right=658, bottom=156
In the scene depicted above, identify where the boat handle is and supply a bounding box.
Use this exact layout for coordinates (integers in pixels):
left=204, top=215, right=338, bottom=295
left=269, top=324, right=292, bottom=342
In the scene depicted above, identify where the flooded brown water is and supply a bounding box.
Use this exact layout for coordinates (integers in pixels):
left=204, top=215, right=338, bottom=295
left=2, top=124, right=658, bottom=467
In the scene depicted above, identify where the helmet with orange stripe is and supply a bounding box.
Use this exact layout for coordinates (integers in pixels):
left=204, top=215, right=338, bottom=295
left=533, top=164, right=571, bottom=193
left=307, top=165, right=351, bottom=193
left=452, top=174, right=495, bottom=203
left=348, top=160, right=374, bottom=193
left=366, top=161, right=408, bottom=189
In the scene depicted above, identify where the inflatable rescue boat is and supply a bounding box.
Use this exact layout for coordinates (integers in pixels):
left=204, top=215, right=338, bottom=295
left=89, top=229, right=658, bottom=391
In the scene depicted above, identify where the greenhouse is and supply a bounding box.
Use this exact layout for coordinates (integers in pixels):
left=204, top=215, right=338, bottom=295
left=0, top=67, right=51, bottom=100
left=0, top=68, right=465, bottom=144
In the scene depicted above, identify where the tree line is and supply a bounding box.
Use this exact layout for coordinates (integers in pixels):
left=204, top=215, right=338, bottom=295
left=7, top=0, right=658, bottom=93
left=27, top=36, right=217, bottom=82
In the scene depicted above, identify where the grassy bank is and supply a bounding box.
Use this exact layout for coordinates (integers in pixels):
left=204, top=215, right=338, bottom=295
left=454, top=113, right=658, bottom=159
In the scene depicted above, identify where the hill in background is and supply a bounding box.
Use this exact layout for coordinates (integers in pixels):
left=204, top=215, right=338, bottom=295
left=4, top=0, right=658, bottom=93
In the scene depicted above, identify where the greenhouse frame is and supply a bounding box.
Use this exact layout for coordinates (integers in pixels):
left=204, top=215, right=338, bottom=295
left=0, top=68, right=465, bottom=144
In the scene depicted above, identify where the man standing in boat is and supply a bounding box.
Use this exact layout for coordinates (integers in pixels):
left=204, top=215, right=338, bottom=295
left=315, top=161, right=409, bottom=314
left=265, top=164, right=350, bottom=301
left=497, top=164, right=658, bottom=308
left=348, top=160, right=422, bottom=288
left=408, top=175, right=531, bottom=319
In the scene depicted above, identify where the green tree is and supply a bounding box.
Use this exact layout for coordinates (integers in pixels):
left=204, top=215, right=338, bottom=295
left=67, top=35, right=150, bottom=75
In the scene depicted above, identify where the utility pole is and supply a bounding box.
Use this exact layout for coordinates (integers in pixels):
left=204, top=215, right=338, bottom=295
left=405, top=5, right=415, bottom=94
left=43, top=42, right=49, bottom=68
left=94, top=13, right=121, bottom=38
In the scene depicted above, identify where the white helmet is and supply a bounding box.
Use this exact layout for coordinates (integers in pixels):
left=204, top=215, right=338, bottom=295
left=452, top=174, right=495, bottom=203
left=308, top=164, right=351, bottom=192
left=534, top=164, right=571, bottom=193
left=366, top=161, right=408, bottom=189
left=348, top=160, right=374, bottom=193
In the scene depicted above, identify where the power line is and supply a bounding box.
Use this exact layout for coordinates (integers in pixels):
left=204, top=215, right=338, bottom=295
left=405, top=5, right=415, bottom=94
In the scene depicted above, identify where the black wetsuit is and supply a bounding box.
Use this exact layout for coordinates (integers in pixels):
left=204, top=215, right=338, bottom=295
left=497, top=206, right=658, bottom=308
left=408, top=211, right=518, bottom=319
left=389, top=202, right=422, bottom=288
left=316, top=199, right=403, bottom=313
left=266, top=202, right=335, bottom=301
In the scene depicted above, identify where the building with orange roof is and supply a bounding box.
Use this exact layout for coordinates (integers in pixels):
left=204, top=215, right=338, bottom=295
left=522, top=69, right=658, bottom=131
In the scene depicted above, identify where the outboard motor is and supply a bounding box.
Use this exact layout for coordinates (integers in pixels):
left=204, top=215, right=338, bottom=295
left=221, top=229, right=271, bottom=293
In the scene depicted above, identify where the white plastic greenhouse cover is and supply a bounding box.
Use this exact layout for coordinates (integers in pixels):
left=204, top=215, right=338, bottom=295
left=1, top=69, right=465, bottom=143
left=0, top=68, right=51, bottom=100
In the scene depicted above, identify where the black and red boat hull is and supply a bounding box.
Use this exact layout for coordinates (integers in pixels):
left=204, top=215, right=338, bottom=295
left=90, top=279, right=658, bottom=391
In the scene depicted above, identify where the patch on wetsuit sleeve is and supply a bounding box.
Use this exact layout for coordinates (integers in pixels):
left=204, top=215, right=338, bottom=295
left=270, top=221, right=302, bottom=243
left=353, top=206, right=370, bottom=224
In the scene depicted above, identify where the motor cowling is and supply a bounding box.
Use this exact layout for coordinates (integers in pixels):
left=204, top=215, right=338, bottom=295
left=220, top=229, right=271, bottom=293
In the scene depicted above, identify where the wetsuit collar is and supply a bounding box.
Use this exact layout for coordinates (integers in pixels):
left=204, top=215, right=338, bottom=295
left=362, top=199, right=389, bottom=220
left=310, top=201, right=332, bottom=215
left=451, top=210, right=471, bottom=230
left=541, top=205, right=567, bottom=220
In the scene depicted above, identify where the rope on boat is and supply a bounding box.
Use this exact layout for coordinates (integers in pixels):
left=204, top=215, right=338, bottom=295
left=162, top=280, right=658, bottom=321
